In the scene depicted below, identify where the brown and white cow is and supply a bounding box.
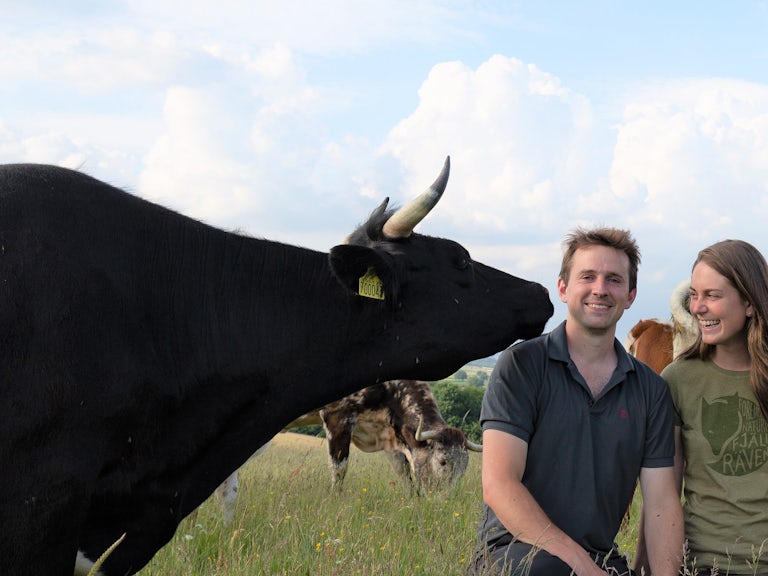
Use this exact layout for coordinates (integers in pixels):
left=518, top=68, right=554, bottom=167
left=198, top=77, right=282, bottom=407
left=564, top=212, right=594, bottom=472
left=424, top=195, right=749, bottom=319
left=311, top=379, right=481, bottom=492
left=625, top=319, right=674, bottom=374
left=625, top=279, right=698, bottom=374
left=216, top=379, right=479, bottom=520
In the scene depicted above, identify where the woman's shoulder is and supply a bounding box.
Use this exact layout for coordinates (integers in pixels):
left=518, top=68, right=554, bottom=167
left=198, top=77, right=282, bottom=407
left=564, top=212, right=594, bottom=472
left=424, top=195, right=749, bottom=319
left=664, top=355, right=705, bottom=369
left=661, top=357, right=710, bottom=382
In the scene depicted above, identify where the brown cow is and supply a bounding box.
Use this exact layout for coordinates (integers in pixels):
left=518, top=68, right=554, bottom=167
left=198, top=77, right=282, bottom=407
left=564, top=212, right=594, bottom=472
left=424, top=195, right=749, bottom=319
left=625, top=319, right=674, bottom=374
left=625, top=280, right=697, bottom=375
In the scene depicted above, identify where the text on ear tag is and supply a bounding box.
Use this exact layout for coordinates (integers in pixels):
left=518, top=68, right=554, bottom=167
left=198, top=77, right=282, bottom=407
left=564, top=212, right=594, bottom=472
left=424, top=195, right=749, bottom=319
left=358, top=268, right=385, bottom=300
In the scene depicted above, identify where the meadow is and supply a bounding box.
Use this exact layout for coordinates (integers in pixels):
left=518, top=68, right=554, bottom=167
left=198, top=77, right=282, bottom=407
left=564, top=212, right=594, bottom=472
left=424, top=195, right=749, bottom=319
left=139, top=432, right=642, bottom=575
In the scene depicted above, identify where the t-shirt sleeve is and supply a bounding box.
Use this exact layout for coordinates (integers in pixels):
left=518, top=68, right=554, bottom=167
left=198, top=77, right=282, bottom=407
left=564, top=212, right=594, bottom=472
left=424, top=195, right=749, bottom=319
left=481, top=341, right=544, bottom=443
left=641, top=370, right=676, bottom=468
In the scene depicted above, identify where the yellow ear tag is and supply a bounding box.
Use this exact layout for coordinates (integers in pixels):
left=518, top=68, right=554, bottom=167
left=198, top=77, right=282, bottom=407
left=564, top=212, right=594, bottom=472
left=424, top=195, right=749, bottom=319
left=358, top=267, right=385, bottom=300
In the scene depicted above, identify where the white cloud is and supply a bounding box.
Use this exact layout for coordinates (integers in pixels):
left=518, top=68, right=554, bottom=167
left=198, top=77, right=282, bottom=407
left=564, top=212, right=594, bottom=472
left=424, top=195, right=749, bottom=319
left=607, top=79, right=768, bottom=241
left=124, top=0, right=486, bottom=55
left=382, top=54, right=605, bottom=240
left=139, top=86, right=259, bottom=223
left=0, top=26, right=183, bottom=92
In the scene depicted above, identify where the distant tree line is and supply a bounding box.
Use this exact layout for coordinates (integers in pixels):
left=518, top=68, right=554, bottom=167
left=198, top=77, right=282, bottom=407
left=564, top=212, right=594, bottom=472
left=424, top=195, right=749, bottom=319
left=453, top=369, right=488, bottom=387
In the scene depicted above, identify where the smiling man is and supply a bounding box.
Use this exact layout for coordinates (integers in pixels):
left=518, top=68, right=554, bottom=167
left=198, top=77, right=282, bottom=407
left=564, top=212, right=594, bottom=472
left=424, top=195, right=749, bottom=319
left=470, top=226, right=684, bottom=576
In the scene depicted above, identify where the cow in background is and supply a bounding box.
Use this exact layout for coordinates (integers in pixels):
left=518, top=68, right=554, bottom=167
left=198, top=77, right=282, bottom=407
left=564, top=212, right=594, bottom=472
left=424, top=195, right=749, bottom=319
left=299, top=379, right=480, bottom=492
left=625, top=279, right=698, bottom=374
left=1, top=158, right=553, bottom=576
left=625, top=319, right=674, bottom=374
left=215, top=379, right=480, bottom=522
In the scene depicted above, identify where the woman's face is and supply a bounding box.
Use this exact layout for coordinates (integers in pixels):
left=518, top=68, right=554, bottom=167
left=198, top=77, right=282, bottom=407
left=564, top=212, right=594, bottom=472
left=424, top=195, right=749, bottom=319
left=689, top=262, right=752, bottom=350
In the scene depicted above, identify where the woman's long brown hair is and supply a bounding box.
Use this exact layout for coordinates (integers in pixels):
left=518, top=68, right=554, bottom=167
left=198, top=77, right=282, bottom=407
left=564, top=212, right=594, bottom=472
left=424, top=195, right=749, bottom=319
left=679, top=239, right=768, bottom=421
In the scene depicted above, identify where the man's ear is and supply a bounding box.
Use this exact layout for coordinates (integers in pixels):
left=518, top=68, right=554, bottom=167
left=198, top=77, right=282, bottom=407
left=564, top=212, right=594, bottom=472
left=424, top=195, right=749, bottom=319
left=557, top=277, right=568, bottom=304
left=328, top=244, right=394, bottom=299
left=625, top=287, right=638, bottom=309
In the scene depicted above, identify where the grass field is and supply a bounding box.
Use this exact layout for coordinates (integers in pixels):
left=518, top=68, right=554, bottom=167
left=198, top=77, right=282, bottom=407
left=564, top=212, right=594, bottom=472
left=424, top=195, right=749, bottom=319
left=139, top=432, right=642, bottom=575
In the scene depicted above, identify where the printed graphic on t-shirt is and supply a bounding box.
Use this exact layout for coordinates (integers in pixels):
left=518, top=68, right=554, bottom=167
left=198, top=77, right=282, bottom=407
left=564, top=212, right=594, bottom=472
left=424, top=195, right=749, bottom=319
left=701, top=393, right=768, bottom=476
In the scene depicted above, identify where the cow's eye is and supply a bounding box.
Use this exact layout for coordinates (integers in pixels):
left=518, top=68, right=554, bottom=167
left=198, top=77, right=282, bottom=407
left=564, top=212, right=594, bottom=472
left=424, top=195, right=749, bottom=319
left=457, top=257, right=470, bottom=270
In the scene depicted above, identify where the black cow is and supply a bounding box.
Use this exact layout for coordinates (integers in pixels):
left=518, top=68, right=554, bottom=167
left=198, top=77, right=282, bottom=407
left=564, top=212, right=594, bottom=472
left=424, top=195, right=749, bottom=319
left=0, top=158, right=553, bottom=575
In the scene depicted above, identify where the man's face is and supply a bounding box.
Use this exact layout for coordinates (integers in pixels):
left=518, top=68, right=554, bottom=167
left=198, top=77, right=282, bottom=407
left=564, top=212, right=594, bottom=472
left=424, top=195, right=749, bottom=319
left=557, top=245, right=636, bottom=334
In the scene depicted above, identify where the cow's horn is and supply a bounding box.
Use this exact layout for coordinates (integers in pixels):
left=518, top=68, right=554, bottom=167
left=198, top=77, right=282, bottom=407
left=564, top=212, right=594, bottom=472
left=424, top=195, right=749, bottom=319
left=465, top=438, right=483, bottom=452
left=382, top=156, right=450, bottom=239
left=415, top=415, right=441, bottom=442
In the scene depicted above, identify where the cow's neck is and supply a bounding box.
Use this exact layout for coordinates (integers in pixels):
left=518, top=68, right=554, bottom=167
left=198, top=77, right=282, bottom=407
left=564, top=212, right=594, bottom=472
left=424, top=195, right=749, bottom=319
left=151, top=224, right=419, bottom=427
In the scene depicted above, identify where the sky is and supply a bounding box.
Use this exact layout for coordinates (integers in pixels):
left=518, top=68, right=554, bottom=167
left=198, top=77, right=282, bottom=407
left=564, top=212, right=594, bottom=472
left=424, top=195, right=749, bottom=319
left=3, top=1, right=768, bottom=347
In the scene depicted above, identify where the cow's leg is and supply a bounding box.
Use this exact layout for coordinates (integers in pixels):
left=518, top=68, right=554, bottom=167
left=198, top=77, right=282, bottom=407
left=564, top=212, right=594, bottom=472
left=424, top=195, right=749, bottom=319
left=215, top=470, right=239, bottom=525
left=1, top=488, right=87, bottom=575
left=210, top=442, right=271, bottom=524
left=385, top=450, right=417, bottom=492
left=321, top=410, right=354, bottom=490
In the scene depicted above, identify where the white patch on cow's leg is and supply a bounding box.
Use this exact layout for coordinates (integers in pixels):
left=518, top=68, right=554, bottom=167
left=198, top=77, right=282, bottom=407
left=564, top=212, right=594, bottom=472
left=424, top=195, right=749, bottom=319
left=74, top=550, right=104, bottom=576
left=212, top=441, right=271, bottom=524
left=215, top=471, right=239, bottom=525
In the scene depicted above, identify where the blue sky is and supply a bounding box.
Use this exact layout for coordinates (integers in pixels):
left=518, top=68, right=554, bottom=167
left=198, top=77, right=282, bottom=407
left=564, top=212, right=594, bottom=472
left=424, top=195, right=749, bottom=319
left=3, top=1, right=768, bottom=343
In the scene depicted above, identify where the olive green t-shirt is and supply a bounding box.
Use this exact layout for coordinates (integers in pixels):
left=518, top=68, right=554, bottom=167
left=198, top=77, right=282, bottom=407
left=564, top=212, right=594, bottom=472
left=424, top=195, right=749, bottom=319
left=663, top=359, right=768, bottom=574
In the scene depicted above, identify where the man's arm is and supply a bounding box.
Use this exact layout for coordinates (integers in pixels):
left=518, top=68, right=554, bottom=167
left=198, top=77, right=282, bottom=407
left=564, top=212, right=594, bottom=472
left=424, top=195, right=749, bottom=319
left=633, top=426, right=684, bottom=575
left=636, top=460, right=684, bottom=576
left=482, top=429, right=609, bottom=576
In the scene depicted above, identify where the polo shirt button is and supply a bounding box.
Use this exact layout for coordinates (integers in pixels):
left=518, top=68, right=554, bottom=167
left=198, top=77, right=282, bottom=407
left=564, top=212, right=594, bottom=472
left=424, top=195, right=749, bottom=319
left=588, top=399, right=594, bottom=407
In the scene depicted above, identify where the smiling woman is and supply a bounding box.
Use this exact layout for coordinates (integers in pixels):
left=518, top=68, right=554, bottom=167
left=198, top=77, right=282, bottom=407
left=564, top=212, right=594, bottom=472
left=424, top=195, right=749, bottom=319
left=635, top=239, right=768, bottom=576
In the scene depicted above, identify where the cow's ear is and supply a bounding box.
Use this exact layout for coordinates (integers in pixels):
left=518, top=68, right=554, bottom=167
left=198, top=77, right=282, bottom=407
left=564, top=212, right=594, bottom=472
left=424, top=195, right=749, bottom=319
left=328, top=244, right=394, bottom=300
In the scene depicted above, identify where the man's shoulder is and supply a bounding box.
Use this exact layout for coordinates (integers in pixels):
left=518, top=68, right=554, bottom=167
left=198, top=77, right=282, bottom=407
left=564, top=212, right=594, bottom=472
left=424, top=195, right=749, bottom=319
left=499, top=332, right=551, bottom=361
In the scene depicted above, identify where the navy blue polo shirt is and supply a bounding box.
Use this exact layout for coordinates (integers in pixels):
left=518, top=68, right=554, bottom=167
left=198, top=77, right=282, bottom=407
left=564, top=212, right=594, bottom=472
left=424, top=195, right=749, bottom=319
left=477, top=321, right=675, bottom=555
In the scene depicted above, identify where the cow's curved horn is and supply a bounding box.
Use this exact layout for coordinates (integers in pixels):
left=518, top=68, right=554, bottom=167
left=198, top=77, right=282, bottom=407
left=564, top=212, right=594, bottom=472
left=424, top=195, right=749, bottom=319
left=415, top=415, right=441, bottom=442
left=382, top=156, right=450, bottom=239
left=465, top=438, right=483, bottom=452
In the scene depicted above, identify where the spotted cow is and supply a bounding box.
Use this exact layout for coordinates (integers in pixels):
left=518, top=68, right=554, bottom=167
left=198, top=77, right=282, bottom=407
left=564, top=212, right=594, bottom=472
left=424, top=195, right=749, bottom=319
left=215, top=379, right=481, bottom=521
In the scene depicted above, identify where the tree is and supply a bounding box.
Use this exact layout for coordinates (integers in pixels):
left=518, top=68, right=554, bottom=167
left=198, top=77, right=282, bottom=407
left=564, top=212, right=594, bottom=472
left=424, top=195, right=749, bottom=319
left=455, top=369, right=467, bottom=380
left=430, top=381, right=484, bottom=443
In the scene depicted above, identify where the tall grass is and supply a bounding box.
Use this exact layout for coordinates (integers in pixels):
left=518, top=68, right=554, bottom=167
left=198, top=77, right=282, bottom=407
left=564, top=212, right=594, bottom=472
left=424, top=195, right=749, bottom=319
left=140, top=432, right=642, bottom=575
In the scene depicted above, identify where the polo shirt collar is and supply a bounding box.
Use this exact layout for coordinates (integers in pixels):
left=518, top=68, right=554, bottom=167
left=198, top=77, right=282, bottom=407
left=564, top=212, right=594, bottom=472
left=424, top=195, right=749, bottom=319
left=546, top=320, right=637, bottom=390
